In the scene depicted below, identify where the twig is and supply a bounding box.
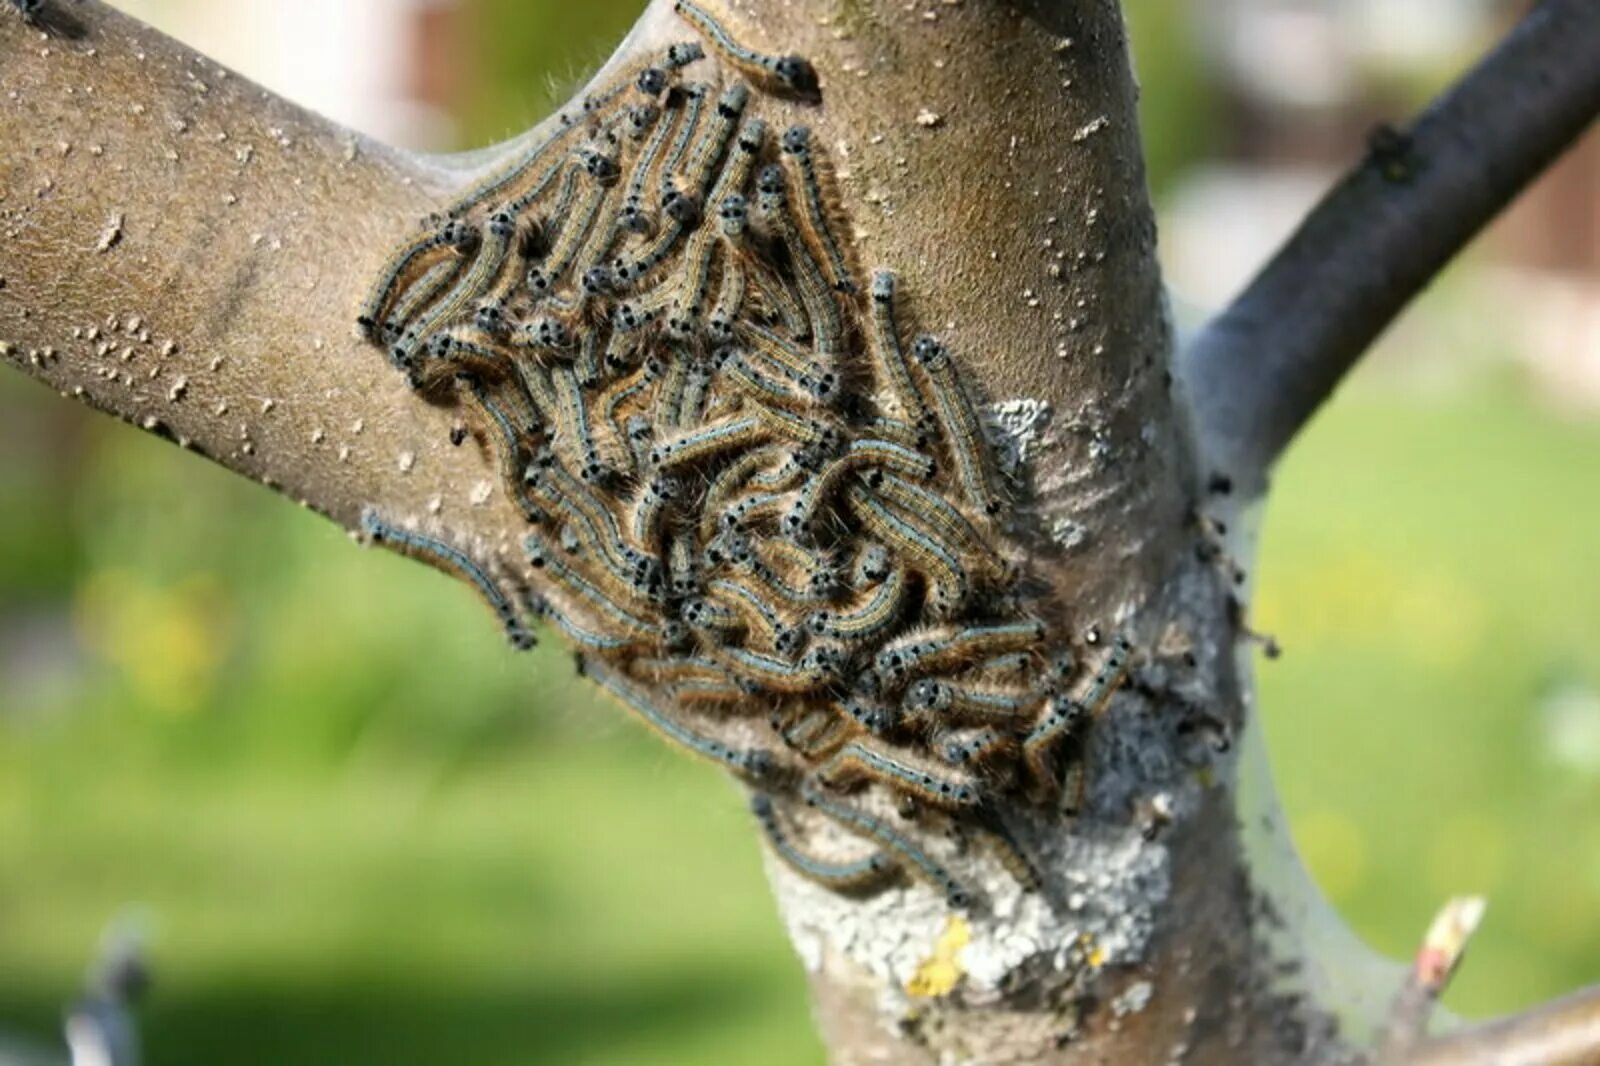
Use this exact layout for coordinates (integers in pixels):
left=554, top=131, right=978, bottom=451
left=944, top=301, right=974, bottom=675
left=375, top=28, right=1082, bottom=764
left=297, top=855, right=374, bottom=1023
left=1377, top=896, right=1486, bottom=1062
left=1400, top=984, right=1600, bottom=1066
left=1180, top=0, right=1600, bottom=497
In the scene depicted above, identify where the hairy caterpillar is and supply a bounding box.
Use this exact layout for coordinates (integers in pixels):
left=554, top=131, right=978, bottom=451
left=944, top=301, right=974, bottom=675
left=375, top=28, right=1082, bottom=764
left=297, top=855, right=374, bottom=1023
left=361, top=509, right=535, bottom=651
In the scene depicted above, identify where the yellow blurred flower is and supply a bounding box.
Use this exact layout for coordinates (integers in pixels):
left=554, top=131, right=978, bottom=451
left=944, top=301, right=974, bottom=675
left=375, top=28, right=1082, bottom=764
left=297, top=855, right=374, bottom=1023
left=74, top=568, right=232, bottom=714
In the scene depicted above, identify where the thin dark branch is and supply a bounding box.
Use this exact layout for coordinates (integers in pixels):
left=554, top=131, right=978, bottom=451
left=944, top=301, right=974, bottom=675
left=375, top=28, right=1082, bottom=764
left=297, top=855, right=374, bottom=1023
left=1400, top=984, right=1600, bottom=1066
left=1180, top=0, right=1600, bottom=495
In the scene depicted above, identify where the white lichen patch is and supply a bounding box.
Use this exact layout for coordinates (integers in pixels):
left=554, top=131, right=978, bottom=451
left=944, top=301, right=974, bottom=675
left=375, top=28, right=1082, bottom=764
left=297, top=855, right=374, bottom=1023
left=967, top=825, right=1169, bottom=995
left=1071, top=116, right=1110, bottom=144
left=1111, top=978, right=1153, bottom=1018
left=766, top=812, right=1171, bottom=1017
left=1049, top=517, right=1090, bottom=551
left=95, top=211, right=124, bottom=253
left=984, top=398, right=1052, bottom=476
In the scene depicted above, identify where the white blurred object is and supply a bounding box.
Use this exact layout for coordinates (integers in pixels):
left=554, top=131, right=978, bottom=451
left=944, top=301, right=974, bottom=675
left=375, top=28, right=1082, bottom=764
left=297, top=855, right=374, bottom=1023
left=1345, top=0, right=1487, bottom=70
left=1159, top=163, right=1335, bottom=313
left=1198, top=0, right=1492, bottom=111
left=1539, top=674, right=1600, bottom=776
left=108, top=0, right=454, bottom=148
left=1496, top=269, right=1600, bottom=411
left=1205, top=4, right=1354, bottom=110
left=63, top=915, right=151, bottom=1066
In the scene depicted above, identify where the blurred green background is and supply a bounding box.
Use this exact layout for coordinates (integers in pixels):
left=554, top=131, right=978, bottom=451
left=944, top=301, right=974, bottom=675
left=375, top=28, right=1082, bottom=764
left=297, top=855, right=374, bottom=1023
left=3, top=1, right=1599, bottom=1063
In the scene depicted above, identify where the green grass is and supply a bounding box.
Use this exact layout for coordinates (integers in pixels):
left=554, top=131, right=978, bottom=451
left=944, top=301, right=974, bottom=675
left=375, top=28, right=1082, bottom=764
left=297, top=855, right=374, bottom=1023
left=0, top=731, right=815, bottom=1065
left=1257, top=373, right=1600, bottom=1017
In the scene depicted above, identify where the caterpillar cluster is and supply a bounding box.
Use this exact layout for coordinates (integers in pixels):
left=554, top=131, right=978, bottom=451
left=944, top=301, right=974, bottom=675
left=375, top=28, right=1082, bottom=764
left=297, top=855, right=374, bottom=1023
left=356, top=0, right=1128, bottom=908
left=5, top=0, right=83, bottom=39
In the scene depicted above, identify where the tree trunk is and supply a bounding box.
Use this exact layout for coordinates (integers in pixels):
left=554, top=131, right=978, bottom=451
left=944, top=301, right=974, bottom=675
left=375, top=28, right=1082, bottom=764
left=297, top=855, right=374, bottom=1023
left=3, top=2, right=1597, bottom=1063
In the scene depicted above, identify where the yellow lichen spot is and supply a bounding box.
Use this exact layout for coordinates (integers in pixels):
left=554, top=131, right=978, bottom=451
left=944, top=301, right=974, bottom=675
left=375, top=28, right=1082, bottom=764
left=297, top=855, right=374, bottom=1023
left=1087, top=943, right=1106, bottom=969
left=905, top=915, right=970, bottom=998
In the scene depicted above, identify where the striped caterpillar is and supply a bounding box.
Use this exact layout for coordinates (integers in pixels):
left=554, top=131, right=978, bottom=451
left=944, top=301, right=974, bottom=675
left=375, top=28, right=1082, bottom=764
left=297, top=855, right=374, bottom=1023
left=355, top=4, right=1133, bottom=909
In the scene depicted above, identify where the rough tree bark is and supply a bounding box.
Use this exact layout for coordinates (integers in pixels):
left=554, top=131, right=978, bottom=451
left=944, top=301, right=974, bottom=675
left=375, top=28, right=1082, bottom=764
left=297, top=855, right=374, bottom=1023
left=1, top=1, right=1597, bottom=1064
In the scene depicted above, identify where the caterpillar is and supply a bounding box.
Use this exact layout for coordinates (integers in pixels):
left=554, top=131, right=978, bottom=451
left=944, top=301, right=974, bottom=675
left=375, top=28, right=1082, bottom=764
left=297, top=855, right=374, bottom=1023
left=819, top=741, right=983, bottom=812
left=672, top=0, right=820, bottom=100
left=802, top=782, right=971, bottom=908
left=781, top=126, right=855, bottom=293
left=579, top=655, right=772, bottom=779
left=751, top=794, right=897, bottom=892
left=361, top=509, right=534, bottom=651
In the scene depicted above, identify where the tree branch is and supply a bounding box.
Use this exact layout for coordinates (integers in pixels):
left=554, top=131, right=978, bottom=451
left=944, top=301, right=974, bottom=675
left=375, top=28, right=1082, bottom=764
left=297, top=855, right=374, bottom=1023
left=1180, top=0, right=1600, bottom=496
left=1399, top=984, right=1600, bottom=1066
left=0, top=0, right=488, bottom=532
left=0, top=0, right=676, bottom=582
